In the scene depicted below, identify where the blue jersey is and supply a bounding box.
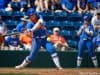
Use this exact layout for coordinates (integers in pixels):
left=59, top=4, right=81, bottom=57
left=61, top=0, right=76, bottom=10
left=16, top=22, right=27, bottom=32
left=6, top=36, right=20, bottom=47
left=27, top=20, right=47, bottom=38
left=79, top=24, right=94, bottom=40
left=79, top=0, right=87, bottom=10
left=88, top=0, right=98, bottom=8
left=20, top=0, right=27, bottom=8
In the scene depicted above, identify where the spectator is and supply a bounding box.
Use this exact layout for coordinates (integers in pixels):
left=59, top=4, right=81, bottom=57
left=16, top=16, right=29, bottom=33
left=93, top=31, right=100, bottom=51
left=34, top=0, right=49, bottom=12
left=27, top=0, right=35, bottom=8
left=0, top=15, right=7, bottom=49
left=50, top=0, right=63, bottom=12
left=19, top=30, right=32, bottom=50
left=27, top=7, right=35, bottom=16
left=20, top=0, right=28, bottom=12
left=9, top=0, right=21, bottom=11
left=61, top=0, right=77, bottom=13
left=91, top=9, right=100, bottom=32
left=88, top=0, right=98, bottom=9
left=49, top=27, right=69, bottom=51
left=6, top=32, right=20, bottom=50
left=25, top=0, right=34, bottom=8
left=77, top=0, right=88, bottom=14
left=86, top=0, right=97, bottom=14
left=5, top=3, right=13, bottom=12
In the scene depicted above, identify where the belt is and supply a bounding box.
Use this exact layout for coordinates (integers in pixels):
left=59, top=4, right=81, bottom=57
left=82, top=38, right=92, bottom=40
left=34, top=36, right=47, bottom=39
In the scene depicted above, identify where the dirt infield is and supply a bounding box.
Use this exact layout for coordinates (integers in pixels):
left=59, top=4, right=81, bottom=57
left=0, top=68, right=100, bottom=75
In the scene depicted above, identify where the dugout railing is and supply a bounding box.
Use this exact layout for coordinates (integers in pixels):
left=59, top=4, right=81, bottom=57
left=0, top=50, right=100, bottom=68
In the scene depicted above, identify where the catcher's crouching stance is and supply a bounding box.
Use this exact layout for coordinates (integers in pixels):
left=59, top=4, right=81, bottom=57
left=15, top=12, right=62, bottom=70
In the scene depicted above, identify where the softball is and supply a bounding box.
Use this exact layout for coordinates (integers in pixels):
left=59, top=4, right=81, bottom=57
left=47, top=37, right=51, bottom=42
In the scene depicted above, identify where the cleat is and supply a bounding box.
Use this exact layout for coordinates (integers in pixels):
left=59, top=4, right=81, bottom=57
left=56, top=67, right=63, bottom=70
left=15, top=65, right=24, bottom=69
left=15, top=60, right=29, bottom=69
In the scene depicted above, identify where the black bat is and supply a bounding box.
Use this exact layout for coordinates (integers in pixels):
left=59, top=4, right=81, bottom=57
left=2, top=32, right=20, bottom=37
